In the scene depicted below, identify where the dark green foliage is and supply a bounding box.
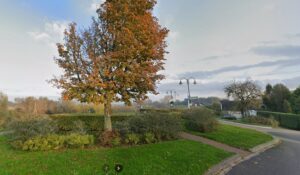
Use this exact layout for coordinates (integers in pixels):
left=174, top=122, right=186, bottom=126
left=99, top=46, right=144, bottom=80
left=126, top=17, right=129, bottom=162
left=7, top=118, right=59, bottom=141
left=268, top=84, right=291, bottom=112
left=125, top=112, right=182, bottom=140
left=242, top=116, right=279, bottom=127
left=183, top=108, right=219, bottom=133
left=50, top=114, right=130, bottom=136
left=283, top=100, right=292, bottom=113
left=291, top=87, right=300, bottom=114
left=11, top=134, right=94, bottom=151
left=113, top=112, right=182, bottom=141
left=258, top=111, right=300, bottom=130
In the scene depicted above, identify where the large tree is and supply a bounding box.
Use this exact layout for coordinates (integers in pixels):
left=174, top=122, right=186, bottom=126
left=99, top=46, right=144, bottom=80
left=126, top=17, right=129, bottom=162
left=291, top=87, right=300, bottom=114
left=224, top=80, right=262, bottom=117
left=262, top=84, right=272, bottom=110
left=269, top=84, right=291, bottom=112
left=51, top=0, right=168, bottom=131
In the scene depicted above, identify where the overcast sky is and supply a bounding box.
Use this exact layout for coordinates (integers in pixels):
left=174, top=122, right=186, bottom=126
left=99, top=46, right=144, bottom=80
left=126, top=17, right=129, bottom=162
left=1, top=0, right=300, bottom=101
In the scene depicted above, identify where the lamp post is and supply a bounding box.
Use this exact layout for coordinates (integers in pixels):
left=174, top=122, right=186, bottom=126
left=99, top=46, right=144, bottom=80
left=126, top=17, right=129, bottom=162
left=179, top=78, right=197, bottom=109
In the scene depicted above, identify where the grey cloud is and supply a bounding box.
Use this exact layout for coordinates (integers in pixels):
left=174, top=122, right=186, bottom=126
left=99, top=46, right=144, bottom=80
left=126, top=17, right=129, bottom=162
left=180, top=58, right=300, bottom=79
left=251, top=45, right=300, bottom=57
left=287, top=33, right=300, bottom=38
left=201, top=55, right=220, bottom=61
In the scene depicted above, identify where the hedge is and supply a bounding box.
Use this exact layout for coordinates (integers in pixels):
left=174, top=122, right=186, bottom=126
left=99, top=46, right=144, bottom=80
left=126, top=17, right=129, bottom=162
left=258, top=111, right=300, bottom=130
left=50, top=114, right=132, bottom=135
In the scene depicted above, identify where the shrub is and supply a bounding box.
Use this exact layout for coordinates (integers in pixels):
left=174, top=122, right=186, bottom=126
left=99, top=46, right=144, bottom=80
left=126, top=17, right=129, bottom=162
left=98, top=130, right=120, bottom=147
left=7, top=118, right=59, bottom=141
left=183, top=107, right=219, bottom=133
left=126, top=112, right=182, bottom=141
left=71, top=120, right=86, bottom=134
left=50, top=114, right=130, bottom=136
left=113, top=121, right=130, bottom=138
left=11, top=134, right=94, bottom=151
left=242, top=116, right=279, bottom=128
left=143, top=132, right=156, bottom=144
left=65, top=133, right=94, bottom=148
left=125, top=133, right=140, bottom=145
left=111, top=137, right=122, bottom=147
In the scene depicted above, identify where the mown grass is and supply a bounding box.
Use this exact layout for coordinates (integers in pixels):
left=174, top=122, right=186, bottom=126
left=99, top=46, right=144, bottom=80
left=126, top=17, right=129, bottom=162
left=187, top=124, right=273, bottom=150
left=0, top=136, right=232, bottom=175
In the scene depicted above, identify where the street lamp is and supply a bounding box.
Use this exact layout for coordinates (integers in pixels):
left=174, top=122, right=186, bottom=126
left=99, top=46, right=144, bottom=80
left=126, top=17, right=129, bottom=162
left=179, top=77, right=197, bottom=109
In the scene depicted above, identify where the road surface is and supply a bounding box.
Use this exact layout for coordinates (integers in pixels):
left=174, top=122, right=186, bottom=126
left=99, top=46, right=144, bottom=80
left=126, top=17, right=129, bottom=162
left=221, top=120, right=300, bottom=175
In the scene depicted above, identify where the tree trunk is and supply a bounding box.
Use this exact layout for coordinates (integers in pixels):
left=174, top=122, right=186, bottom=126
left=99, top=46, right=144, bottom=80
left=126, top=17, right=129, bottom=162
left=104, top=101, right=112, bottom=131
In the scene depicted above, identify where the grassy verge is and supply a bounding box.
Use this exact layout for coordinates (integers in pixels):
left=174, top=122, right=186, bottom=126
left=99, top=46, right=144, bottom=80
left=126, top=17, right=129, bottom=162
left=222, top=119, right=269, bottom=127
left=187, top=124, right=273, bottom=150
left=0, top=136, right=232, bottom=175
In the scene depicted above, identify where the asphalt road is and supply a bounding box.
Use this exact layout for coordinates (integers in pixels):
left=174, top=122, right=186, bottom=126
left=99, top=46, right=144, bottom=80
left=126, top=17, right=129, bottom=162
left=222, top=121, right=300, bottom=175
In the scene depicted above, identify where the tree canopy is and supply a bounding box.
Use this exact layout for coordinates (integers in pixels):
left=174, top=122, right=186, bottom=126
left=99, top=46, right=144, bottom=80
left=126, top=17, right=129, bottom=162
left=51, top=0, right=168, bottom=131
left=224, top=80, right=261, bottom=117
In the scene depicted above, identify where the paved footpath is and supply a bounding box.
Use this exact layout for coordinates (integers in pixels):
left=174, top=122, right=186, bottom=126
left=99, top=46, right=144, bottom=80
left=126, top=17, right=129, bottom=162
left=221, top=121, right=300, bottom=175
left=180, top=132, right=250, bottom=156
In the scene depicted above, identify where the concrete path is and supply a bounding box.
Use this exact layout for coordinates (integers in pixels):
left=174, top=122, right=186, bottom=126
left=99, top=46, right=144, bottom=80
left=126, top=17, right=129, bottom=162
left=221, top=120, right=300, bottom=175
left=180, top=132, right=250, bottom=156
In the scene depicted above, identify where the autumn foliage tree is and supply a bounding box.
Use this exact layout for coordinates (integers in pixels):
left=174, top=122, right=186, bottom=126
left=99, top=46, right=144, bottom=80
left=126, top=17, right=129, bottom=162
left=51, top=0, right=169, bottom=131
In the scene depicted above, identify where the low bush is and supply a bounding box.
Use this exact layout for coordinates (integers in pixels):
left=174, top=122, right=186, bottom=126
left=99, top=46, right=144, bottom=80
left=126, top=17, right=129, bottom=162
left=242, top=116, right=279, bottom=128
left=65, top=133, right=94, bottom=148
left=143, top=132, right=156, bottom=144
left=125, top=133, right=140, bottom=145
left=7, top=117, right=59, bottom=141
left=111, top=137, right=122, bottom=147
left=11, top=134, right=94, bottom=151
left=98, top=130, right=120, bottom=147
left=183, top=107, right=219, bottom=133
left=124, top=112, right=182, bottom=141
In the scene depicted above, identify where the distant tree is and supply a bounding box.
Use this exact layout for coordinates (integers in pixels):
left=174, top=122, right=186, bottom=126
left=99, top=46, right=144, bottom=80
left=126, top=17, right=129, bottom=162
left=269, top=84, right=291, bottom=112
left=0, top=92, right=8, bottom=111
left=262, top=84, right=272, bottom=110
left=266, top=84, right=273, bottom=95
left=224, top=80, right=261, bottom=117
left=51, top=0, right=168, bottom=131
left=0, top=92, right=8, bottom=127
left=291, top=87, right=300, bottom=114
left=211, top=102, right=222, bottom=115
left=283, top=100, right=292, bottom=113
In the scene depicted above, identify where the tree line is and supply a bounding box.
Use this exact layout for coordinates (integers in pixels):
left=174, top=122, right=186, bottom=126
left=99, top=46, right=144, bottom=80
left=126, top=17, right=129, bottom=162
left=262, top=84, right=300, bottom=114
left=224, top=79, right=300, bottom=117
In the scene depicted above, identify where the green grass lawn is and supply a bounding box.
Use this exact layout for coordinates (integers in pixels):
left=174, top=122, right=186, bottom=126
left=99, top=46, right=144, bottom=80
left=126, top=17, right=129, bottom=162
left=187, top=124, right=273, bottom=150
left=0, top=136, right=232, bottom=175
